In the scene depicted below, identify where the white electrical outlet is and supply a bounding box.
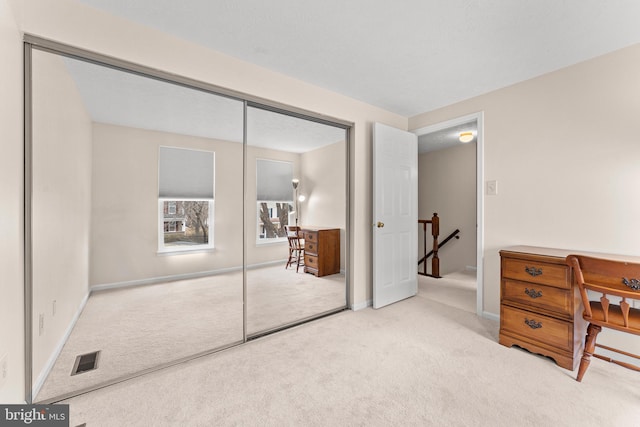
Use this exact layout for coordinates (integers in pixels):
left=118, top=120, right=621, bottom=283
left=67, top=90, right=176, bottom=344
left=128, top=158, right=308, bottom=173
left=39, top=313, right=44, bottom=336
left=0, top=353, right=7, bottom=388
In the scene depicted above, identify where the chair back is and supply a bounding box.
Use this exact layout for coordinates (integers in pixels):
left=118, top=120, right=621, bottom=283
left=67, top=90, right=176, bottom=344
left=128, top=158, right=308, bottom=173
left=285, top=225, right=303, bottom=249
left=566, top=254, right=640, bottom=335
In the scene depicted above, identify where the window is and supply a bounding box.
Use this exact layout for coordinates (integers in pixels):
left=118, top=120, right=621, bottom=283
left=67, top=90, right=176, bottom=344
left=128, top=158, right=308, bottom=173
left=256, top=159, right=293, bottom=242
left=158, top=147, right=214, bottom=252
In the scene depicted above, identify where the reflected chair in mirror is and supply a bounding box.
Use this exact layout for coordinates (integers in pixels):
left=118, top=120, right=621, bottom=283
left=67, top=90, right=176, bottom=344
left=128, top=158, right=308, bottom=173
left=566, top=255, right=640, bottom=382
left=285, top=225, right=305, bottom=272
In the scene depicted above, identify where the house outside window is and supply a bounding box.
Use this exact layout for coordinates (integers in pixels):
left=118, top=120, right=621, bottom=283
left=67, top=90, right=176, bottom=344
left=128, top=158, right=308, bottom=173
left=158, top=147, right=214, bottom=252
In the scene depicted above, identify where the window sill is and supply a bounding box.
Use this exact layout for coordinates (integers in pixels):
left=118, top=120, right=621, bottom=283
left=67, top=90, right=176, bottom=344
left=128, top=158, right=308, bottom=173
left=157, top=246, right=215, bottom=256
left=255, top=238, right=287, bottom=246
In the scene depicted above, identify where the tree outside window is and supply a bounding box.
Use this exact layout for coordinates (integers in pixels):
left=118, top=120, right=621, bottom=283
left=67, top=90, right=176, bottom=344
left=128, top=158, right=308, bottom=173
left=162, top=200, right=211, bottom=246
left=256, top=159, right=294, bottom=242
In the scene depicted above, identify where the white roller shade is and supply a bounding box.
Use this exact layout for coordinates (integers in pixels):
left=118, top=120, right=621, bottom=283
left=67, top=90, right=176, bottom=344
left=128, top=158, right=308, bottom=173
left=257, top=159, right=293, bottom=201
left=159, top=147, right=214, bottom=199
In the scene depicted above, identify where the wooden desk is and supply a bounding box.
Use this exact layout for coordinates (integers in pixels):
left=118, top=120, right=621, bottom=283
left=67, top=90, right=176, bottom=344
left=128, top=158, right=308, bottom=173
left=499, top=245, right=640, bottom=370
left=300, top=227, right=340, bottom=277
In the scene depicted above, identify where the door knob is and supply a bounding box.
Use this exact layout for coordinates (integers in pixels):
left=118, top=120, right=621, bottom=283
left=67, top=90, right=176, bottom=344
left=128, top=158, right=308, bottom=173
left=377, top=222, right=385, bottom=228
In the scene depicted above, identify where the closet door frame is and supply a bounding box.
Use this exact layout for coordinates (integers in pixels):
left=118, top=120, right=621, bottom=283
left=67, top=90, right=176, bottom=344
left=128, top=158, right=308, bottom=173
left=23, top=35, right=352, bottom=404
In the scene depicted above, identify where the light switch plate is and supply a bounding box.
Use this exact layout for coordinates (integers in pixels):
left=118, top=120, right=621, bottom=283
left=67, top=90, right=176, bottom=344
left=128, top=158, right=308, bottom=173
left=486, top=180, right=498, bottom=196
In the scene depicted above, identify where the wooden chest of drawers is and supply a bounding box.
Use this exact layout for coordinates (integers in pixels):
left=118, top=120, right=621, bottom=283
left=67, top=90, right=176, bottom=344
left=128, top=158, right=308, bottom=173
left=499, top=246, right=587, bottom=370
left=302, top=227, right=340, bottom=277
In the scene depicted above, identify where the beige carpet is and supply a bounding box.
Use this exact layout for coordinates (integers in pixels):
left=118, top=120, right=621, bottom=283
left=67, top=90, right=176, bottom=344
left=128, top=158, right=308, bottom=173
left=61, top=281, right=639, bottom=426
left=35, top=265, right=345, bottom=402
left=418, top=269, right=476, bottom=314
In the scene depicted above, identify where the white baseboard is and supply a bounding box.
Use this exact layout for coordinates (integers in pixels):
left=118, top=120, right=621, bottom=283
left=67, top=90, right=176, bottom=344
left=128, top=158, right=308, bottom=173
left=91, top=266, right=243, bottom=292
left=465, top=265, right=478, bottom=272
left=91, top=260, right=292, bottom=292
left=32, top=291, right=90, bottom=399
left=351, top=299, right=372, bottom=311
left=481, top=311, right=499, bottom=322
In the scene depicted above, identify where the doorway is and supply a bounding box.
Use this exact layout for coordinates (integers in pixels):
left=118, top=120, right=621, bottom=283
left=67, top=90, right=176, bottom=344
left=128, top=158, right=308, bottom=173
left=412, top=113, right=484, bottom=316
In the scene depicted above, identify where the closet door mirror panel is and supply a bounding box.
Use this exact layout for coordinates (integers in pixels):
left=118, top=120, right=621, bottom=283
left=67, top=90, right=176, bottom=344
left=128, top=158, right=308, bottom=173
left=245, top=106, right=348, bottom=336
left=30, top=49, right=245, bottom=401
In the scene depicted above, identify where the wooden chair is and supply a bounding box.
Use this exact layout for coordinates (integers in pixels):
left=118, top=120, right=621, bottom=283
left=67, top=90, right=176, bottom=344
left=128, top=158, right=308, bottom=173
left=284, top=225, right=304, bottom=272
left=566, top=255, right=640, bottom=382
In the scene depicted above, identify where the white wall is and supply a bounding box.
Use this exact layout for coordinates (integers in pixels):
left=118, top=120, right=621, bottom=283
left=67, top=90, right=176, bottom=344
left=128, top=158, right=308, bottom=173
left=90, top=122, right=312, bottom=285
left=91, top=123, right=247, bottom=285
left=31, top=50, right=93, bottom=390
left=300, top=141, right=347, bottom=269
left=0, top=0, right=24, bottom=403
left=418, top=142, right=476, bottom=275
left=409, top=44, right=640, bottom=352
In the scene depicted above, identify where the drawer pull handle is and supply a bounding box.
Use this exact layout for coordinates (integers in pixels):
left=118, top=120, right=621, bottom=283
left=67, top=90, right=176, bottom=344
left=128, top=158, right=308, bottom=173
left=524, top=318, right=542, bottom=329
left=524, top=288, right=543, bottom=299
left=525, top=266, right=543, bottom=277
left=622, top=277, right=640, bottom=291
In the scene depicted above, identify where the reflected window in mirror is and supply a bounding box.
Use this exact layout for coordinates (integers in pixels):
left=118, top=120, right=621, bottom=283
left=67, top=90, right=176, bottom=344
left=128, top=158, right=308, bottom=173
left=158, top=146, right=215, bottom=252
left=256, top=159, right=293, bottom=243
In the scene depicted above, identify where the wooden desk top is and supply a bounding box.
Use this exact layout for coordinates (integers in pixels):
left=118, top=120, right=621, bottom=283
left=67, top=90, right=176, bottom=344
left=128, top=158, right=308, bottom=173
left=299, top=226, right=340, bottom=232
left=501, top=245, right=640, bottom=263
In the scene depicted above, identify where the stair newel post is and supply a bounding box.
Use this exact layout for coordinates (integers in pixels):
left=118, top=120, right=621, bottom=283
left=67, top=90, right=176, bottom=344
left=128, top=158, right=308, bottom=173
left=431, top=213, right=440, bottom=278
left=422, top=221, right=428, bottom=275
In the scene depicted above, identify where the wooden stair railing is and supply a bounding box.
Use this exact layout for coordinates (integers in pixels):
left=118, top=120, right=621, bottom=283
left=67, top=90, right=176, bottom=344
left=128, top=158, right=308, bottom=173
left=418, top=213, right=460, bottom=278
left=418, top=229, right=461, bottom=266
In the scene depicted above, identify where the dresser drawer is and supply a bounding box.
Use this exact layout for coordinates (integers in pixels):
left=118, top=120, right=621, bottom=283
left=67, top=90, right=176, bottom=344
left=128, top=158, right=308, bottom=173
left=305, top=241, right=317, bottom=255
left=502, top=258, right=569, bottom=289
left=304, top=254, right=319, bottom=270
left=502, top=279, right=571, bottom=315
left=300, top=228, right=340, bottom=277
left=501, top=305, right=572, bottom=352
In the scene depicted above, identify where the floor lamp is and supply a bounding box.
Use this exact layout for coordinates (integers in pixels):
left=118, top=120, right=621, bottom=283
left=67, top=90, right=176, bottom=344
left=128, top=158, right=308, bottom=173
left=292, top=179, right=300, bottom=226
left=292, top=179, right=305, bottom=226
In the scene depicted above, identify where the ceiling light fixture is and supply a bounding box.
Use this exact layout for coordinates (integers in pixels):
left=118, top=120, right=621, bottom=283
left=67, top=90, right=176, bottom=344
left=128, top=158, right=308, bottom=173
left=459, top=131, right=474, bottom=143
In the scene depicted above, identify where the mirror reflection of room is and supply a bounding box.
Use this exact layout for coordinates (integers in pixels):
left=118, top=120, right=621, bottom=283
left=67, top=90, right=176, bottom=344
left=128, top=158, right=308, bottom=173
left=30, top=49, right=348, bottom=403
left=30, top=49, right=246, bottom=401
left=245, top=107, right=347, bottom=336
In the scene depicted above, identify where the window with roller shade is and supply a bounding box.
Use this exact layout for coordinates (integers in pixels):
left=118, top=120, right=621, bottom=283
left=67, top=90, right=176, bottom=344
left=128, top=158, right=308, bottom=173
left=256, top=159, right=294, bottom=242
left=158, top=146, right=214, bottom=252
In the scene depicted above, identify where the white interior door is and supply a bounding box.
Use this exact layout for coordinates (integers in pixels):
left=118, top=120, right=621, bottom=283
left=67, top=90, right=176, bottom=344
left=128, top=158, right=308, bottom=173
left=373, top=123, right=418, bottom=309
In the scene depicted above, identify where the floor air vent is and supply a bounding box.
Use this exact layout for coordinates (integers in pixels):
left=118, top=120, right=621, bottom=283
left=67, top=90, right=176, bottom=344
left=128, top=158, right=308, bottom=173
left=71, top=351, right=100, bottom=376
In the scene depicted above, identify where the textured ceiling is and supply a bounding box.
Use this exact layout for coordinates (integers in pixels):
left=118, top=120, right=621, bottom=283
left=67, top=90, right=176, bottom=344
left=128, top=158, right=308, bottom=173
left=61, top=55, right=346, bottom=153
left=78, top=0, right=640, bottom=117
left=418, top=122, right=476, bottom=154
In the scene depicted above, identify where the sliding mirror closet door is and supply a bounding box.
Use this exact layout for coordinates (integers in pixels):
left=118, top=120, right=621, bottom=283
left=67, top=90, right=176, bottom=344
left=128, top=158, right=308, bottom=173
left=245, top=106, right=348, bottom=336
left=30, top=49, right=245, bottom=402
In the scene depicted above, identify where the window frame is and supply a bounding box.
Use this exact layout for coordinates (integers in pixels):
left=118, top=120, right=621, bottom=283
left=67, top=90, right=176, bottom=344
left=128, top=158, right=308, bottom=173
left=158, top=198, right=215, bottom=253
left=157, top=146, right=215, bottom=254
left=255, top=158, right=294, bottom=245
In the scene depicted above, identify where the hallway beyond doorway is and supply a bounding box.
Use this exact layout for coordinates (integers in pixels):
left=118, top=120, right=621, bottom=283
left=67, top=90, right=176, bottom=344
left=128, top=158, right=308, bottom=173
left=418, top=269, right=476, bottom=314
